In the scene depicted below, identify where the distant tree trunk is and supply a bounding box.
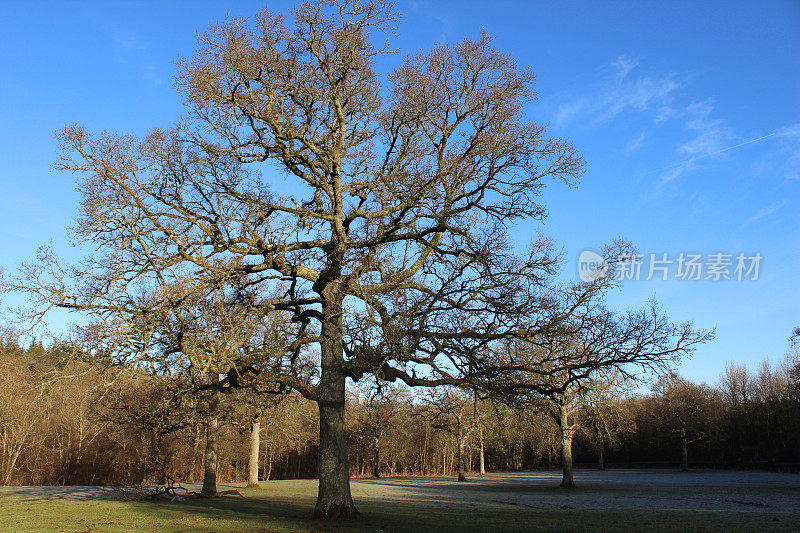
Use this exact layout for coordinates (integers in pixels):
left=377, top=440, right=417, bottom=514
left=192, top=424, right=202, bottom=475
left=201, top=417, right=219, bottom=495
left=2, top=446, right=22, bottom=485
left=372, top=435, right=380, bottom=478
left=597, top=445, right=605, bottom=470
left=247, top=417, right=260, bottom=487
left=457, top=436, right=467, bottom=482
left=680, top=431, right=689, bottom=471
left=479, top=424, right=486, bottom=475
left=151, top=426, right=167, bottom=486
left=559, top=404, right=575, bottom=488
left=265, top=446, right=273, bottom=481
left=421, top=424, right=429, bottom=476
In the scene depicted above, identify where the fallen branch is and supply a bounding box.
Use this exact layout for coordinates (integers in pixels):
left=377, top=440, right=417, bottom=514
left=172, top=489, right=247, bottom=501
left=115, top=483, right=246, bottom=502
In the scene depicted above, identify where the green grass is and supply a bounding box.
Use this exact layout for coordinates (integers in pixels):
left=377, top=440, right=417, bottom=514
left=2, top=485, right=798, bottom=533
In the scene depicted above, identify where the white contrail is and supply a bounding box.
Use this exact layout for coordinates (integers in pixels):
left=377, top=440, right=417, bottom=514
left=699, top=132, right=777, bottom=158
left=641, top=131, right=778, bottom=179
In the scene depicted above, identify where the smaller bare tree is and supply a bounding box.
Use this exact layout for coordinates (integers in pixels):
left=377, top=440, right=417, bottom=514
left=578, top=390, right=636, bottom=470
left=485, top=295, right=711, bottom=487
left=419, top=388, right=478, bottom=482
left=648, top=374, right=718, bottom=471
left=351, top=378, right=409, bottom=478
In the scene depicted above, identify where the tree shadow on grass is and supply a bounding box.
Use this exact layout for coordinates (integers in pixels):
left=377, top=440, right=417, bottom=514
left=352, top=475, right=592, bottom=496
left=115, top=495, right=800, bottom=533
left=118, top=497, right=325, bottom=532
left=6, top=480, right=798, bottom=533
left=117, top=495, right=566, bottom=533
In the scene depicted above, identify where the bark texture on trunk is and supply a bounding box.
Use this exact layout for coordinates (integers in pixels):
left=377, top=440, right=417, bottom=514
left=597, top=445, right=605, bottom=470
left=372, top=436, right=380, bottom=478
left=201, top=417, right=219, bottom=495
left=247, top=418, right=260, bottom=487
left=559, top=405, right=575, bottom=488
left=313, top=295, right=358, bottom=518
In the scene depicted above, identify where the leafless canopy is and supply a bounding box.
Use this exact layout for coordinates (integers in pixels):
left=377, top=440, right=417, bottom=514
left=11, top=0, right=586, bottom=397
left=3, top=0, right=710, bottom=517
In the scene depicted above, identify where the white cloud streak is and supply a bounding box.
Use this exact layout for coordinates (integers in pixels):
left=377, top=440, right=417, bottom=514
left=555, top=56, right=681, bottom=128
left=745, top=201, right=786, bottom=225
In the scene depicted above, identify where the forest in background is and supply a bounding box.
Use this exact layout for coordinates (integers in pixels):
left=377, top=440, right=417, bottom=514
left=3, top=334, right=798, bottom=488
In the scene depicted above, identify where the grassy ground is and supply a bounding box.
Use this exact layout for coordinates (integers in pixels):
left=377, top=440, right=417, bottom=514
left=2, top=495, right=796, bottom=532
left=2, top=471, right=799, bottom=532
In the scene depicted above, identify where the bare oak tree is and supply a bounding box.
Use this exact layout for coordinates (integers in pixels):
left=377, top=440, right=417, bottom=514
left=5, top=0, right=590, bottom=517
left=350, top=378, right=408, bottom=478
left=487, top=297, right=711, bottom=487
left=648, top=374, right=718, bottom=471
left=578, top=393, right=635, bottom=471
left=419, top=387, right=477, bottom=482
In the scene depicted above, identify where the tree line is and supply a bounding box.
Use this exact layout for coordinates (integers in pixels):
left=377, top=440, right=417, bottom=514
left=3, top=335, right=797, bottom=490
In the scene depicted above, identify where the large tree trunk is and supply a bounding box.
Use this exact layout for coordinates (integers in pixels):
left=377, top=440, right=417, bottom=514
left=201, top=417, right=219, bottom=495
left=247, top=417, right=260, bottom=487
left=313, top=295, right=358, bottom=518
left=681, top=432, right=689, bottom=471
left=597, top=445, right=605, bottom=470
left=372, top=436, right=380, bottom=478
left=559, top=405, right=575, bottom=488
left=479, top=424, right=486, bottom=475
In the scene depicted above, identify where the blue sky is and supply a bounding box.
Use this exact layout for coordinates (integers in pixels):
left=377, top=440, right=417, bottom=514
left=0, top=1, right=798, bottom=385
